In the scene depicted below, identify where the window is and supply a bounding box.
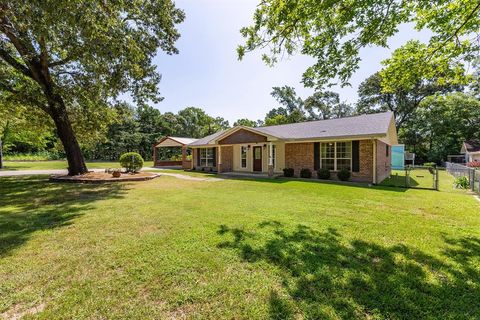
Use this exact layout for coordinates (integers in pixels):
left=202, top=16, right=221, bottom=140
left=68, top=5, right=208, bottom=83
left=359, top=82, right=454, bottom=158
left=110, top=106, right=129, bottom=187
left=386, top=145, right=390, bottom=157
left=241, top=146, right=247, bottom=168
left=200, top=148, right=214, bottom=167
left=336, top=141, right=352, bottom=170
left=269, top=144, right=276, bottom=168
left=320, top=141, right=352, bottom=171
left=321, top=142, right=335, bottom=170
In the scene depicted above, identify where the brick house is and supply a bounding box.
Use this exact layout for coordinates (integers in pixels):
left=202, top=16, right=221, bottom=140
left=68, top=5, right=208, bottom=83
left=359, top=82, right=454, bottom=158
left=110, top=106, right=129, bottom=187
left=155, top=112, right=397, bottom=184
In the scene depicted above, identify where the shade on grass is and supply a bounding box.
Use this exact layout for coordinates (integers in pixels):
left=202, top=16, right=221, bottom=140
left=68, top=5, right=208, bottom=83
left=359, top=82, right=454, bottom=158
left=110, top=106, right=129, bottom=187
left=1, top=161, right=154, bottom=171
left=0, top=174, right=479, bottom=319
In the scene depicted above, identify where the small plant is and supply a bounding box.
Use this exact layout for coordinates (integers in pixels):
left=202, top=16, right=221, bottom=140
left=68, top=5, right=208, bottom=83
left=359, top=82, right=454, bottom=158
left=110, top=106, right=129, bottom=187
left=453, top=176, right=469, bottom=189
left=317, top=168, right=330, bottom=180
left=283, top=168, right=294, bottom=177
left=300, top=168, right=312, bottom=178
left=337, top=168, right=351, bottom=181
left=119, top=152, right=144, bottom=172
left=112, top=169, right=122, bottom=178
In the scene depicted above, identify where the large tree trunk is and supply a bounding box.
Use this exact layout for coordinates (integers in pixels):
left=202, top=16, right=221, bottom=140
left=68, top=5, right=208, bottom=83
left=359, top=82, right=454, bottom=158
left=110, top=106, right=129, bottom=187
left=49, top=100, right=88, bottom=176
left=0, top=139, right=3, bottom=169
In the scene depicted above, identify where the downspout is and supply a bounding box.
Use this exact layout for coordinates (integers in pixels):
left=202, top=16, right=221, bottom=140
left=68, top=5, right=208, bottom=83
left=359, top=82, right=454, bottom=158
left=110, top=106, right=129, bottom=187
left=372, top=139, right=377, bottom=184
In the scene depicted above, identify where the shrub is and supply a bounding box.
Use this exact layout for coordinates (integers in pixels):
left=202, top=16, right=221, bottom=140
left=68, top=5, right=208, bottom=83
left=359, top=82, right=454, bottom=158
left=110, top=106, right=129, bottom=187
left=423, top=162, right=436, bottom=167
left=337, top=168, right=351, bottom=181
left=283, top=168, right=294, bottom=177
left=317, top=168, right=330, bottom=180
left=119, top=152, right=144, bottom=172
left=453, top=176, right=469, bottom=189
left=300, top=168, right=312, bottom=178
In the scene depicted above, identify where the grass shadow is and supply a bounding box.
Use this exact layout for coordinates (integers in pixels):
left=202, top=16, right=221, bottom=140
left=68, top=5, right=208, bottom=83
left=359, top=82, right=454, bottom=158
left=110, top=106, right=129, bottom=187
left=217, top=222, right=480, bottom=319
left=0, top=175, right=128, bottom=257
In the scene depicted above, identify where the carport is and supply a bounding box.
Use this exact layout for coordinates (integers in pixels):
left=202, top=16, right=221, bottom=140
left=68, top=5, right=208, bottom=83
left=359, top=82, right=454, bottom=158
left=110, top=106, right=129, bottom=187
left=153, top=136, right=197, bottom=169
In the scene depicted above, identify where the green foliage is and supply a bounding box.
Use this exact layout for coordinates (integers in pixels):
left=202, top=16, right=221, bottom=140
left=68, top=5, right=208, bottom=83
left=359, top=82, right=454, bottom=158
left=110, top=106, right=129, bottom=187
left=119, top=152, right=144, bottom=172
left=239, top=0, right=480, bottom=88
left=423, top=162, right=436, bottom=168
left=453, top=176, right=469, bottom=189
left=283, top=168, right=294, bottom=177
left=317, top=168, right=331, bottom=180
left=300, top=168, right=312, bottom=178
left=337, top=168, right=351, bottom=181
left=4, top=152, right=63, bottom=161
left=176, top=107, right=230, bottom=138
left=233, top=118, right=259, bottom=127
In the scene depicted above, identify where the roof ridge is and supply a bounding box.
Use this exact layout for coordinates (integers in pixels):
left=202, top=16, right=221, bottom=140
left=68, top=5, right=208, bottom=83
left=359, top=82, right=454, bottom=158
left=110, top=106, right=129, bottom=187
left=255, top=111, right=392, bottom=130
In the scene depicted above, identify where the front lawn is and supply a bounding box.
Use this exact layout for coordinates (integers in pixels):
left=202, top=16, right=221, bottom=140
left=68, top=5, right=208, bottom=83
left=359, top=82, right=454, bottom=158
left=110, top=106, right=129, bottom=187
left=0, top=174, right=479, bottom=319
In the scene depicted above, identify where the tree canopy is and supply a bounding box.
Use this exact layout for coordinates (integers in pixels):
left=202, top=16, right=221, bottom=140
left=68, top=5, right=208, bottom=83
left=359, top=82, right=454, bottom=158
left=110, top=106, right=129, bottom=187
left=0, top=0, right=185, bottom=174
left=238, top=0, right=480, bottom=88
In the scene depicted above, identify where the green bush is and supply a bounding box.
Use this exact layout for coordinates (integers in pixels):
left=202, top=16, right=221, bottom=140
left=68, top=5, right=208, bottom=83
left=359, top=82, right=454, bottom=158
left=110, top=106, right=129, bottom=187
left=119, top=152, right=144, bottom=172
left=453, top=176, right=469, bottom=189
left=317, top=168, right=330, bottom=180
left=283, top=168, right=294, bottom=177
left=423, top=162, right=436, bottom=167
left=337, top=168, right=351, bottom=181
left=300, top=168, right=312, bottom=178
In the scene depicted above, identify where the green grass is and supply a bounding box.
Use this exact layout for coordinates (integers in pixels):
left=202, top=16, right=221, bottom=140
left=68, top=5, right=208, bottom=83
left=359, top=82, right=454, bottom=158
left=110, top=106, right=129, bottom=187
left=381, top=169, right=452, bottom=190
left=2, top=161, right=153, bottom=171
left=1, top=174, right=479, bottom=319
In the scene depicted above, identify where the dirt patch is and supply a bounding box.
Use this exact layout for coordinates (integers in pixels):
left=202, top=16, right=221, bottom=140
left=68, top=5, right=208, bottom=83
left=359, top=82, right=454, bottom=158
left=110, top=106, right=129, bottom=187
left=1, top=302, right=45, bottom=320
left=49, top=171, right=159, bottom=183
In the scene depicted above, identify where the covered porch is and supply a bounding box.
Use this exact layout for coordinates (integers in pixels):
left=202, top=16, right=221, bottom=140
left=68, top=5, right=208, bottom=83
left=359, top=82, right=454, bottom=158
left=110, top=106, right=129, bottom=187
left=153, top=136, right=196, bottom=169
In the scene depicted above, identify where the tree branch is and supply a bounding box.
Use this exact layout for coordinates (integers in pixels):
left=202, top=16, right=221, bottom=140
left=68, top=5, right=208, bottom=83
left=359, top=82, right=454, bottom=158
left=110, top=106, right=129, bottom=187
left=0, top=47, right=32, bottom=77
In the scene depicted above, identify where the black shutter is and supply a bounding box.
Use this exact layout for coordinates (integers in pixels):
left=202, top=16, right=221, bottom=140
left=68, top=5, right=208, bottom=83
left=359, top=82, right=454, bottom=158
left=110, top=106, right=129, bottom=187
left=197, top=148, right=201, bottom=166
left=352, top=141, right=360, bottom=172
left=314, top=142, right=320, bottom=170
left=212, top=147, right=216, bottom=167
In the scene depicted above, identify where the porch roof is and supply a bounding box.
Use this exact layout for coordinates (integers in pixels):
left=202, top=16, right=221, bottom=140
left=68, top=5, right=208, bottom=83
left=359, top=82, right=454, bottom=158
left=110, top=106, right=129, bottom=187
left=155, top=136, right=198, bottom=148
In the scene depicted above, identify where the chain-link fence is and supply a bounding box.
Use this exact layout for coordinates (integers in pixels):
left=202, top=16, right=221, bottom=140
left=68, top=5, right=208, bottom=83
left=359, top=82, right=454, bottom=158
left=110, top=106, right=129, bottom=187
left=446, top=162, right=480, bottom=193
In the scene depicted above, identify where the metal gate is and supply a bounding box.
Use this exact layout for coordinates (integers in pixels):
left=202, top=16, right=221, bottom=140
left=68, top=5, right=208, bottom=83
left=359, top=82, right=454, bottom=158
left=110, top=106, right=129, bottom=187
left=446, top=162, right=480, bottom=194
left=382, top=165, right=439, bottom=190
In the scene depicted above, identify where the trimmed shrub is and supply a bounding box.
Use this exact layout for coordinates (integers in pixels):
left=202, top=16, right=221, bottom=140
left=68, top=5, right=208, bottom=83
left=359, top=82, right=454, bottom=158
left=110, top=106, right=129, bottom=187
left=337, top=168, right=351, bottom=181
left=454, top=176, right=469, bottom=189
left=283, top=168, right=294, bottom=177
left=119, top=152, right=144, bottom=172
left=317, top=168, right=330, bottom=180
left=300, top=168, right=312, bottom=178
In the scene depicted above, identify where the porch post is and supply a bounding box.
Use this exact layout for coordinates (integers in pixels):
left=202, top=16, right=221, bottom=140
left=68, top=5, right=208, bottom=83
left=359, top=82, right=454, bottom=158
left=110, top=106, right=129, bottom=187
left=268, top=141, right=274, bottom=177
left=218, top=146, right=222, bottom=173
left=153, top=145, right=157, bottom=167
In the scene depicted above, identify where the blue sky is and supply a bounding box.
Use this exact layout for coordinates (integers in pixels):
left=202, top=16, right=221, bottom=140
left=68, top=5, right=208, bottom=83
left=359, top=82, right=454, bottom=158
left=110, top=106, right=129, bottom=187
left=152, top=0, right=431, bottom=124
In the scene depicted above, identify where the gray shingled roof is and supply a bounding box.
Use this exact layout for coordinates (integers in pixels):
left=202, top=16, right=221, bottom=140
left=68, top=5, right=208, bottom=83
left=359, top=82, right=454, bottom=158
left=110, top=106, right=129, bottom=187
left=188, top=130, right=227, bottom=146
left=188, top=112, right=393, bottom=146
left=168, top=137, right=198, bottom=145
left=464, top=140, right=480, bottom=153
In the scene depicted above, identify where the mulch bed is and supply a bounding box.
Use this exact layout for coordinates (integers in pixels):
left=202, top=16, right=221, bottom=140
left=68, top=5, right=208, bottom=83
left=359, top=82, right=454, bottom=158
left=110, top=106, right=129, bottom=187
left=49, top=171, right=159, bottom=183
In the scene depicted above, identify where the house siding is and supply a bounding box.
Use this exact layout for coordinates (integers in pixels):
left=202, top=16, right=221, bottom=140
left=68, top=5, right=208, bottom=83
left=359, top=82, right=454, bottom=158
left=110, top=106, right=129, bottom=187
left=220, top=146, right=233, bottom=172
left=285, top=143, right=314, bottom=177
left=376, top=140, right=391, bottom=183
left=218, top=129, right=267, bottom=145
left=351, top=140, right=374, bottom=183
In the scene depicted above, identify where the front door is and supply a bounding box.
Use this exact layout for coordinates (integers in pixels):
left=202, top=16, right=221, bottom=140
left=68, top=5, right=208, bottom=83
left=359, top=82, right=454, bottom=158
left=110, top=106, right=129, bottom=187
left=253, top=146, right=262, bottom=172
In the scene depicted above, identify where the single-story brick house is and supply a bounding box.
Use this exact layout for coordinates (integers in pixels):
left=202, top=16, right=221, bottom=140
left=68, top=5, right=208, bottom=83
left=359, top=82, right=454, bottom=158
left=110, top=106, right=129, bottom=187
left=183, top=112, right=397, bottom=184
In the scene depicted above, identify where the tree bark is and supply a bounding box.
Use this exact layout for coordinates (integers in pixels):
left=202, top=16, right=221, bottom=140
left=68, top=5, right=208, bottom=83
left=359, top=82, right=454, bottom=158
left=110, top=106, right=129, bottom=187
left=49, top=99, right=88, bottom=175
left=0, top=139, right=3, bottom=169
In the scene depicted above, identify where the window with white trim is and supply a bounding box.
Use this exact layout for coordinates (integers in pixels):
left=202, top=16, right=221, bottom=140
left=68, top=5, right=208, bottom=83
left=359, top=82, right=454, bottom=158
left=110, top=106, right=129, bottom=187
left=200, top=148, right=214, bottom=167
left=241, top=146, right=247, bottom=168
left=321, top=141, right=352, bottom=171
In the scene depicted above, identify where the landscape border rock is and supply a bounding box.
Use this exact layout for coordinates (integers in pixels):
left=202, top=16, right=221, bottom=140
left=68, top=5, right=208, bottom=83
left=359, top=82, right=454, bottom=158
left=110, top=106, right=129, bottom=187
left=49, top=171, right=159, bottom=183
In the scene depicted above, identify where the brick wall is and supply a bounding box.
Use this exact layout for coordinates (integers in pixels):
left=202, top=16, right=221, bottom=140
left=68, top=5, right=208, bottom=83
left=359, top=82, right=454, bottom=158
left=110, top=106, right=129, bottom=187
left=220, top=146, right=233, bottom=172
left=376, top=140, right=391, bottom=183
left=351, top=140, right=373, bottom=183
left=285, top=143, right=314, bottom=177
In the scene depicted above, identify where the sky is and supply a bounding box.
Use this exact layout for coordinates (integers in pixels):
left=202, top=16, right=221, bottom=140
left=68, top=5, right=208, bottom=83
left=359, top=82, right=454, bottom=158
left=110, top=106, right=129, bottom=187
left=151, top=0, right=431, bottom=124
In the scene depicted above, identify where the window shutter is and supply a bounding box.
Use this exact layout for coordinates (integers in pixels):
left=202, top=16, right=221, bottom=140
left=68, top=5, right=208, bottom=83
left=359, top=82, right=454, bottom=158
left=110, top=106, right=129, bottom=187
left=314, top=142, right=320, bottom=170
left=352, top=141, right=360, bottom=172
left=197, top=148, right=201, bottom=166
left=212, top=148, right=216, bottom=167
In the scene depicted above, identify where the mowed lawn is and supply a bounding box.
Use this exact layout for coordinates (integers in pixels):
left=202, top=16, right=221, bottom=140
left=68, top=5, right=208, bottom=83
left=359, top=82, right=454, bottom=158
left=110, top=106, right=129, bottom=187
left=2, top=161, right=154, bottom=171
left=0, top=174, right=479, bottom=319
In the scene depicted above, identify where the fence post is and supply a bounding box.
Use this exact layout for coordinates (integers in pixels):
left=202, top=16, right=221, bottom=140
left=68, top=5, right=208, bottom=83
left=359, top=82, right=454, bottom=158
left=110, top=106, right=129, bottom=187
left=470, top=168, right=475, bottom=191
left=435, top=167, right=439, bottom=190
